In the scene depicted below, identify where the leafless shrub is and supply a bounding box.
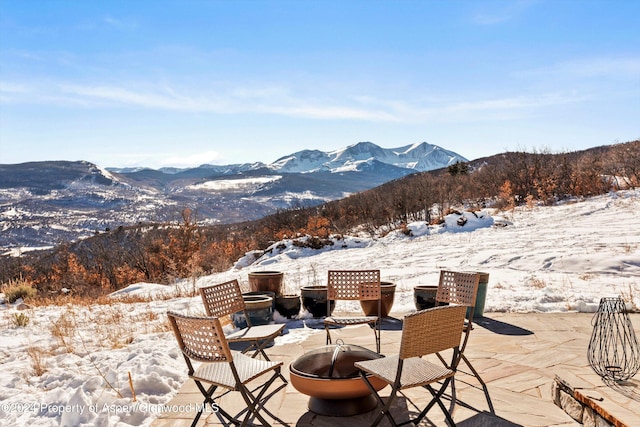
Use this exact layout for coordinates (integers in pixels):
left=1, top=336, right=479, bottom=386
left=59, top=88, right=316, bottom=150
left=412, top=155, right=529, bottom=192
left=620, top=284, right=639, bottom=312
left=12, top=312, right=30, bottom=327
left=50, top=307, right=77, bottom=353
left=26, top=346, right=48, bottom=376
left=526, top=276, right=547, bottom=289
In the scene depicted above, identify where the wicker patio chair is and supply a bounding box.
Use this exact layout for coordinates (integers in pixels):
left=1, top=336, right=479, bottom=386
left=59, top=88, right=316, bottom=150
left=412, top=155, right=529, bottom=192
left=436, top=270, right=493, bottom=412
left=199, top=280, right=285, bottom=365
left=355, top=305, right=468, bottom=426
left=324, top=269, right=382, bottom=353
left=167, top=311, right=284, bottom=427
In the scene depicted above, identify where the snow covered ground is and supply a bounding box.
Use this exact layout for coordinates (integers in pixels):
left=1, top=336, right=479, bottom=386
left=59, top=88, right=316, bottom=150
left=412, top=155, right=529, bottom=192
left=1, top=190, right=639, bottom=426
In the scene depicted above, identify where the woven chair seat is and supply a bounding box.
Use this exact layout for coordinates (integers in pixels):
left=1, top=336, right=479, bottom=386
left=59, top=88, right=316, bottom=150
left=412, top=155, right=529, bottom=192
left=226, top=323, right=284, bottom=342
left=324, top=315, right=377, bottom=326
left=356, top=354, right=454, bottom=390
left=192, top=350, right=283, bottom=390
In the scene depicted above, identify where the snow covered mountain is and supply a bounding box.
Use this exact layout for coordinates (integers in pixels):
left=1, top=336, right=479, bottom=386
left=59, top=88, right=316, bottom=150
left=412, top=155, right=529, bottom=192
left=0, top=142, right=466, bottom=251
left=268, top=141, right=466, bottom=173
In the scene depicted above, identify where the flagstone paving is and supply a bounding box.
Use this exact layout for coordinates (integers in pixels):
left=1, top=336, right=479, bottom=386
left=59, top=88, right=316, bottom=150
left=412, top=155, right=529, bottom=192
left=152, top=312, right=640, bottom=427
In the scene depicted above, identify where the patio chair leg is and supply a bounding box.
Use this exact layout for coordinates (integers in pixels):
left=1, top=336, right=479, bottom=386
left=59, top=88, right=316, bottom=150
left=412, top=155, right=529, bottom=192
left=238, top=383, right=275, bottom=427
left=460, top=353, right=494, bottom=413
left=438, top=351, right=494, bottom=414
left=191, top=409, right=203, bottom=427
left=413, top=377, right=454, bottom=426
left=242, top=337, right=278, bottom=362
left=371, top=389, right=399, bottom=427
left=274, top=367, right=288, bottom=384
left=245, top=340, right=269, bottom=360
left=235, top=368, right=283, bottom=426
left=365, top=320, right=382, bottom=353
left=360, top=371, right=399, bottom=427
left=213, top=407, right=242, bottom=426
left=245, top=381, right=289, bottom=426
left=325, top=326, right=332, bottom=346
left=428, top=383, right=456, bottom=427
left=195, top=381, right=256, bottom=427
left=246, top=340, right=288, bottom=385
left=193, top=382, right=219, bottom=427
left=255, top=345, right=287, bottom=384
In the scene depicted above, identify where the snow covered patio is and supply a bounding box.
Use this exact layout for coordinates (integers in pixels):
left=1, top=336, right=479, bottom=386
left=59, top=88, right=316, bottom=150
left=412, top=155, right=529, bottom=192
left=152, top=311, right=640, bottom=427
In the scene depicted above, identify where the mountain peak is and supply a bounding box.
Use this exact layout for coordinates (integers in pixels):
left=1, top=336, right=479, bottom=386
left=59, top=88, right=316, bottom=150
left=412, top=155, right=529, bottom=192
left=271, top=141, right=466, bottom=174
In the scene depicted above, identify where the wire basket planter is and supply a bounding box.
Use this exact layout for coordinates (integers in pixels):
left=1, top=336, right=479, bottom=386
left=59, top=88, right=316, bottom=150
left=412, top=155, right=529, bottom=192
left=587, top=297, right=640, bottom=382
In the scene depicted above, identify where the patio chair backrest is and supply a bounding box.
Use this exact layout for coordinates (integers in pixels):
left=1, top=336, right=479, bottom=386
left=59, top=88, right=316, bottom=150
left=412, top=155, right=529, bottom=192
left=167, top=311, right=232, bottom=363
left=400, top=305, right=467, bottom=360
left=199, top=279, right=246, bottom=318
left=327, top=270, right=381, bottom=301
left=436, top=270, right=480, bottom=308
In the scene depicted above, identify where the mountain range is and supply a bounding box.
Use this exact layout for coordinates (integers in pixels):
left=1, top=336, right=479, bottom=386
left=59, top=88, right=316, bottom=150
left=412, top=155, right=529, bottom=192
left=0, top=141, right=466, bottom=252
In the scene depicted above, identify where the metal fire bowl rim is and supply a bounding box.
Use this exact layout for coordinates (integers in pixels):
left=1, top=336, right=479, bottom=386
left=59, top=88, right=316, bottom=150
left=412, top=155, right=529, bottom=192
left=289, top=343, right=383, bottom=379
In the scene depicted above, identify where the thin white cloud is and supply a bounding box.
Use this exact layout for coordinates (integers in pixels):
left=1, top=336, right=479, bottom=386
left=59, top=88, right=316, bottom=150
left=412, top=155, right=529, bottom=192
left=260, top=103, right=399, bottom=121
left=56, top=82, right=398, bottom=120
left=472, top=0, right=537, bottom=25
left=75, top=15, right=137, bottom=32
left=442, top=93, right=585, bottom=113
left=102, top=15, right=137, bottom=30
left=547, top=57, right=640, bottom=79
left=343, top=92, right=586, bottom=123
left=60, top=84, right=187, bottom=109
left=0, top=81, right=33, bottom=103
left=2, top=77, right=588, bottom=125
left=0, top=82, right=31, bottom=94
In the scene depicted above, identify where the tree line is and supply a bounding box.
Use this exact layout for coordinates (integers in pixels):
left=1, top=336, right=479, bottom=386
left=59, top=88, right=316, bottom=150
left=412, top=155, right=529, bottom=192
left=1, top=140, right=638, bottom=301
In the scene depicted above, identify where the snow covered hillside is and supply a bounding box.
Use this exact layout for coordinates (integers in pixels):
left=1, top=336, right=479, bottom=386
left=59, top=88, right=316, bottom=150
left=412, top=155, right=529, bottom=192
left=1, top=190, right=639, bottom=427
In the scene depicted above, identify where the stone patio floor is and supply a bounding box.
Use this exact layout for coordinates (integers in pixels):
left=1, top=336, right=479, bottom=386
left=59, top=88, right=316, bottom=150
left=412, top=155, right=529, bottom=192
left=152, top=312, right=640, bottom=427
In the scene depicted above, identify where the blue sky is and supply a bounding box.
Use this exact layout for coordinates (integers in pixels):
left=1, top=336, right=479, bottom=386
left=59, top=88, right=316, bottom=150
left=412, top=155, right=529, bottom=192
left=1, top=0, right=638, bottom=169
